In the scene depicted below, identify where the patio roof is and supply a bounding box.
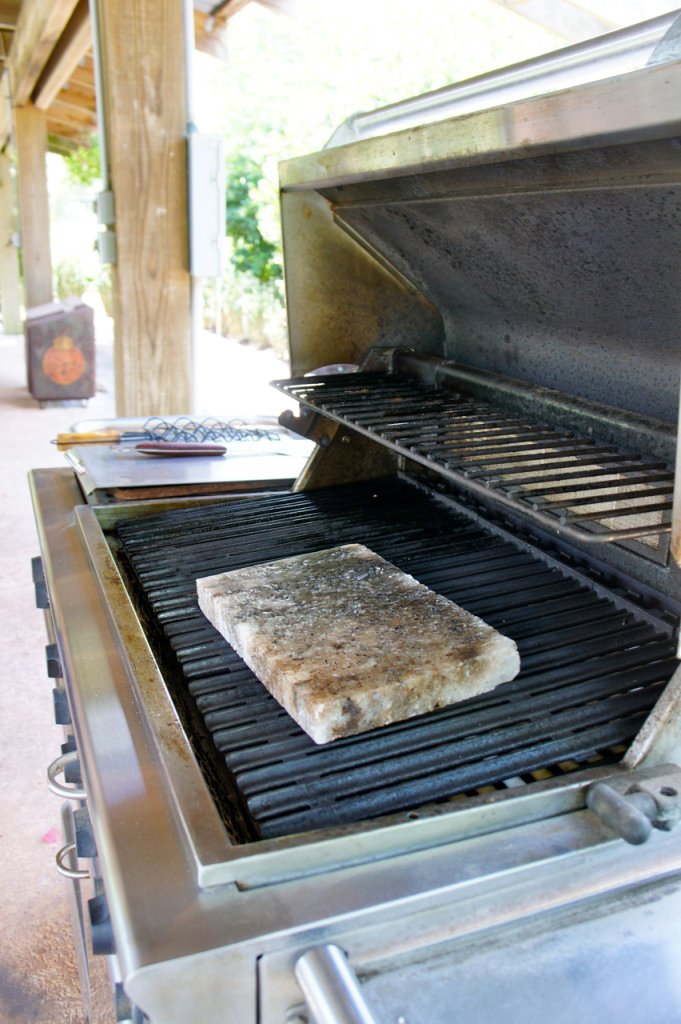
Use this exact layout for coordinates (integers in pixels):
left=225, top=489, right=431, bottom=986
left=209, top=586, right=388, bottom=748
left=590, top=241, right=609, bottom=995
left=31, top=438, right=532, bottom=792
left=0, top=0, right=292, bottom=153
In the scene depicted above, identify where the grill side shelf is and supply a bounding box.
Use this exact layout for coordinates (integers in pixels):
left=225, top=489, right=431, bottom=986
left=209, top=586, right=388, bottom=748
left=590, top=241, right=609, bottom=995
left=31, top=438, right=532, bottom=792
left=272, top=366, right=674, bottom=548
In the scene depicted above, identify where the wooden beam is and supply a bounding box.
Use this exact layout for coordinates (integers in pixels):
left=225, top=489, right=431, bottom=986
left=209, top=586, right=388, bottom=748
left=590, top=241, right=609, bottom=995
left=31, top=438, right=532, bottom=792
left=13, top=103, right=52, bottom=308
left=0, top=1, right=19, bottom=30
left=0, top=66, right=10, bottom=149
left=97, top=0, right=192, bottom=415
left=46, top=109, right=95, bottom=139
left=207, top=0, right=250, bottom=17
left=0, top=28, right=13, bottom=57
left=9, top=0, right=80, bottom=106
left=55, top=80, right=97, bottom=113
left=0, top=149, right=21, bottom=332
left=33, top=0, right=91, bottom=110
left=47, top=131, right=81, bottom=155
left=49, top=96, right=96, bottom=126
left=194, top=10, right=229, bottom=62
left=63, top=61, right=96, bottom=93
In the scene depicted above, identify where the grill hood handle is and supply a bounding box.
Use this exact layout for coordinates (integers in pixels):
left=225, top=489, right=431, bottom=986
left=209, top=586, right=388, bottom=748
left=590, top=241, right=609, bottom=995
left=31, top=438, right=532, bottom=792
left=295, top=944, right=381, bottom=1024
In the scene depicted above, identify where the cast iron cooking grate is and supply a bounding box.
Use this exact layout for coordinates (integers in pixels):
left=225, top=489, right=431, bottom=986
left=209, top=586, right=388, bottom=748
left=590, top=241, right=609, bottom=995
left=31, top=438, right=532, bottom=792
left=272, top=370, right=673, bottom=548
left=115, top=479, right=677, bottom=840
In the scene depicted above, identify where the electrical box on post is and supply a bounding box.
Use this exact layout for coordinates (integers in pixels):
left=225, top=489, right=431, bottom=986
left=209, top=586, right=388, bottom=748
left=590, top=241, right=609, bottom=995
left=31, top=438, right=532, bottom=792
left=187, top=133, right=225, bottom=279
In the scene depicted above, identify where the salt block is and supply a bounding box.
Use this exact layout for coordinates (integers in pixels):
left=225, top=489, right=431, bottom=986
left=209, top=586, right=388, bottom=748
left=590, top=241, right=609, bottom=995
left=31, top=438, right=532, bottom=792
left=197, top=544, right=520, bottom=744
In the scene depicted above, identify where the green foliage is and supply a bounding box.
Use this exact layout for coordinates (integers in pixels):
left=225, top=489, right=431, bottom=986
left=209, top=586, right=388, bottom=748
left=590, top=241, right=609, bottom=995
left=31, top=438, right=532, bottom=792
left=63, top=137, right=101, bottom=187
left=53, top=257, right=92, bottom=300
left=96, top=265, right=114, bottom=318
left=225, top=154, right=282, bottom=287
left=204, top=263, right=288, bottom=357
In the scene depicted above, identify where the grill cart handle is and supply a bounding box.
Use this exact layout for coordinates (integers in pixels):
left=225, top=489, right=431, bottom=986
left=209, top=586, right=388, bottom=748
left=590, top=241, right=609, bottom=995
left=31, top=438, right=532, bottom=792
left=55, top=841, right=90, bottom=881
left=295, top=944, right=380, bottom=1024
left=47, top=750, right=87, bottom=800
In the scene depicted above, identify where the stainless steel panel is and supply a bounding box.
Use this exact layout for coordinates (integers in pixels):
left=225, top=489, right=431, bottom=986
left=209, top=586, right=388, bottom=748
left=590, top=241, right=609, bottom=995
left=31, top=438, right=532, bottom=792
left=280, top=61, right=681, bottom=191
left=327, top=13, right=681, bottom=146
left=66, top=439, right=312, bottom=498
left=60, top=802, right=94, bottom=1021
left=280, top=190, right=444, bottom=377
left=333, top=181, right=681, bottom=422
left=280, top=60, right=681, bottom=419
left=257, top=823, right=681, bottom=1023
left=353, top=878, right=681, bottom=1024
left=31, top=469, right=681, bottom=1023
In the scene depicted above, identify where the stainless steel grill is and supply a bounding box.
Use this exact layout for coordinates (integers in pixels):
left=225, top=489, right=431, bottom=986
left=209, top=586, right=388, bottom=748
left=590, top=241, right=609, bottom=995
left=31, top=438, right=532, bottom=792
left=116, top=479, right=677, bottom=839
left=30, top=24, right=681, bottom=1024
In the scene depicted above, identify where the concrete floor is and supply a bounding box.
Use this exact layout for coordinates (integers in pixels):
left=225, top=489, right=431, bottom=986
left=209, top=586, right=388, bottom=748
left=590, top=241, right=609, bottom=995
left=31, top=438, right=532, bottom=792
left=0, top=328, right=289, bottom=1023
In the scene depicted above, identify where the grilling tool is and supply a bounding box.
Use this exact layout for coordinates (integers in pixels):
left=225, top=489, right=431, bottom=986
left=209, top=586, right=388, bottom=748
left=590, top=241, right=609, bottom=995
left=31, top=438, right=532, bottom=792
left=54, top=416, right=282, bottom=450
left=134, top=440, right=227, bottom=457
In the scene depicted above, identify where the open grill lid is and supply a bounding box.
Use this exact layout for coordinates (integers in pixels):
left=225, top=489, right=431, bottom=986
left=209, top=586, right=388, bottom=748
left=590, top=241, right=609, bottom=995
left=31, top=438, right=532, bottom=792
left=278, top=32, right=681, bottom=426
left=277, top=29, right=681, bottom=601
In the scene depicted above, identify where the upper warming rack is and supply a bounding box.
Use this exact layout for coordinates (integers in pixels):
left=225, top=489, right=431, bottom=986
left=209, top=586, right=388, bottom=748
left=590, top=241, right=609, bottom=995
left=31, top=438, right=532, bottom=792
left=273, top=353, right=674, bottom=548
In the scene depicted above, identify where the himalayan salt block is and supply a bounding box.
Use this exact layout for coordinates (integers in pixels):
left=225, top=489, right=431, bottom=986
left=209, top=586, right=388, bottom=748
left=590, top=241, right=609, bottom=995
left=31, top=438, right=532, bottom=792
left=197, top=543, right=520, bottom=744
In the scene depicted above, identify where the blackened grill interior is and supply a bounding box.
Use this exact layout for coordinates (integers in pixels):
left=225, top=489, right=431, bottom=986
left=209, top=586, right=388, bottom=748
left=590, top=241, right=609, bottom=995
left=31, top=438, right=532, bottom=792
left=115, top=478, right=677, bottom=840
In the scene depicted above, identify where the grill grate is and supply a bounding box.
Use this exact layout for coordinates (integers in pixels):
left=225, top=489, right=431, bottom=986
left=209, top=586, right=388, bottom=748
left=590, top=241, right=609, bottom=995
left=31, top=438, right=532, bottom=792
left=272, top=371, right=673, bottom=547
left=116, top=479, right=677, bottom=840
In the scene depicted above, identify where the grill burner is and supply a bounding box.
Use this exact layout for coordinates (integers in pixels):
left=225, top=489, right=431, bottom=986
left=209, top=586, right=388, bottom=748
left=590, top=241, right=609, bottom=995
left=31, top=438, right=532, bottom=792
left=115, top=479, right=677, bottom=840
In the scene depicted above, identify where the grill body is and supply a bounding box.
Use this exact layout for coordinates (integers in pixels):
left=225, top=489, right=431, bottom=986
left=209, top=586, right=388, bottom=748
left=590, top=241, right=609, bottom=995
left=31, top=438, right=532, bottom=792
left=30, top=24, right=681, bottom=1024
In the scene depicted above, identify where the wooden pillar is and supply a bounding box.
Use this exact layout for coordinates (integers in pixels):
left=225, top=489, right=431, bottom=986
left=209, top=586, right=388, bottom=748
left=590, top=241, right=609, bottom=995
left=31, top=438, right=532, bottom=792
left=0, top=151, right=22, bottom=333
left=13, top=104, right=52, bottom=310
left=96, top=0, right=192, bottom=416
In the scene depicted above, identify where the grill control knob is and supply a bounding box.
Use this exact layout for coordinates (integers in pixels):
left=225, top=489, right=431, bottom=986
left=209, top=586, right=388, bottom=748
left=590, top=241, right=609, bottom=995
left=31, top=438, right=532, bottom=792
left=62, top=740, right=82, bottom=786
left=52, top=687, right=71, bottom=725
left=46, top=643, right=62, bottom=679
left=73, top=807, right=97, bottom=859
left=88, top=892, right=116, bottom=955
left=32, top=556, right=49, bottom=609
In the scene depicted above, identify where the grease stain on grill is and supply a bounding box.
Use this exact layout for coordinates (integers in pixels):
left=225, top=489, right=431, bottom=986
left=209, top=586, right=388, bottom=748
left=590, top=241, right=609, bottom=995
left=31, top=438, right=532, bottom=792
left=115, top=478, right=677, bottom=841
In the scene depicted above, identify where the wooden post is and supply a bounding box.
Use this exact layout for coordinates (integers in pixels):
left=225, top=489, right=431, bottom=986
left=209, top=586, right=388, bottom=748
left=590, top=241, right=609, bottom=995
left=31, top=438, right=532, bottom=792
left=96, top=0, right=193, bottom=415
left=0, top=151, right=22, bottom=333
left=13, top=104, right=52, bottom=310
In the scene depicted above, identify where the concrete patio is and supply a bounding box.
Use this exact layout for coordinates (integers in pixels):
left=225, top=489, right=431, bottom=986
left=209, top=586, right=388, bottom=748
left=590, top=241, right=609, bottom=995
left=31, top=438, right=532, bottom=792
left=0, top=326, right=290, bottom=1023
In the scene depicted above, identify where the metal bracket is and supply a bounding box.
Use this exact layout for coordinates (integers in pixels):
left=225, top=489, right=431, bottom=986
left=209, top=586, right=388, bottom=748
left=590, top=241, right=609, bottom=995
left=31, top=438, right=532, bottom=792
left=279, top=407, right=336, bottom=448
left=97, top=227, right=117, bottom=266
left=95, top=189, right=115, bottom=226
